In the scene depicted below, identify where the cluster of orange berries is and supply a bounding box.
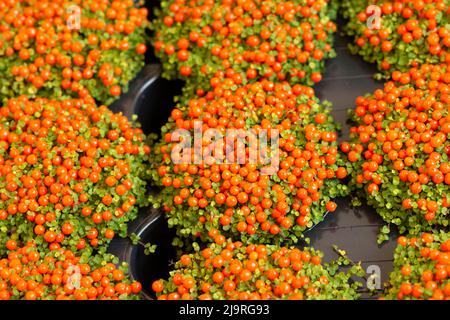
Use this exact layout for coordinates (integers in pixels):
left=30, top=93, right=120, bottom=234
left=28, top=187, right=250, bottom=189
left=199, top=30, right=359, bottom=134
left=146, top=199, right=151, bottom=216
left=152, top=0, right=337, bottom=93
left=0, top=95, right=150, bottom=256
left=0, top=0, right=148, bottom=105
left=343, top=0, right=450, bottom=76
left=152, top=240, right=363, bottom=300
left=384, top=232, right=450, bottom=300
left=150, top=78, right=349, bottom=245
left=0, top=241, right=141, bottom=300
left=343, top=63, right=450, bottom=233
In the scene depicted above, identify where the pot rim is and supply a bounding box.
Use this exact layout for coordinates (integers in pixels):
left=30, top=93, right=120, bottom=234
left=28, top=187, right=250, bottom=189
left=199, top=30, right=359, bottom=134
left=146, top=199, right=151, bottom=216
left=125, top=210, right=164, bottom=300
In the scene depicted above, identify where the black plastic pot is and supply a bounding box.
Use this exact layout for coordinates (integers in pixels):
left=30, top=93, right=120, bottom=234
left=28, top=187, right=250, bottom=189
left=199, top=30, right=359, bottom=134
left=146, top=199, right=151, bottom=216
left=123, top=211, right=176, bottom=300
left=108, top=64, right=183, bottom=135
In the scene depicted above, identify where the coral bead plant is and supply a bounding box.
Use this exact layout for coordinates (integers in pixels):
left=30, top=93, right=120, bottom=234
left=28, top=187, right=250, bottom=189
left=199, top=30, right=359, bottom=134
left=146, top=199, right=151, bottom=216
left=151, top=240, right=364, bottom=300
left=0, top=241, right=142, bottom=300
left=342, top=0, right=450, bottom=77
left=0, top=95, right=150, bottom=258
left=343, top=63, right=450, bottom=235
left=383, top=232, right=450, bottom=300
left=152, top=0, right=338, bottom=93
left=0, top=0, right=149, bottom=105
left=150, top=78, right=349, bottom=246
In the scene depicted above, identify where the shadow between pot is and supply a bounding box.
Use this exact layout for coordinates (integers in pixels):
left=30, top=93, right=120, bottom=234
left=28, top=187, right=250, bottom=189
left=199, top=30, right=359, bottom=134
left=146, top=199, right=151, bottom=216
left=124, top=210, right=177, bottom=300
left=108, top=63, right=183, bottom=135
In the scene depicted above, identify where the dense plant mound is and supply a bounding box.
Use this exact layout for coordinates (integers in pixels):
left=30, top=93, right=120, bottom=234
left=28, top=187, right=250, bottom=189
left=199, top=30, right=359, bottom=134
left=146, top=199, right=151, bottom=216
left=0, top=241, right=142, bottom=300
left=0, top=95, right=150, bottom=257
left=152, top=240, right=363, bottom=300
left=383, top=232, right=450, bottom=300
left=150, top=79, right=349, bottom=246
left=342, top=0, right=450, bottom=77
left=343, top=63, right=450, bottom=234
left=152, top=0, right=337, bottom=93
left=0, top=0, right=148, bottom=105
